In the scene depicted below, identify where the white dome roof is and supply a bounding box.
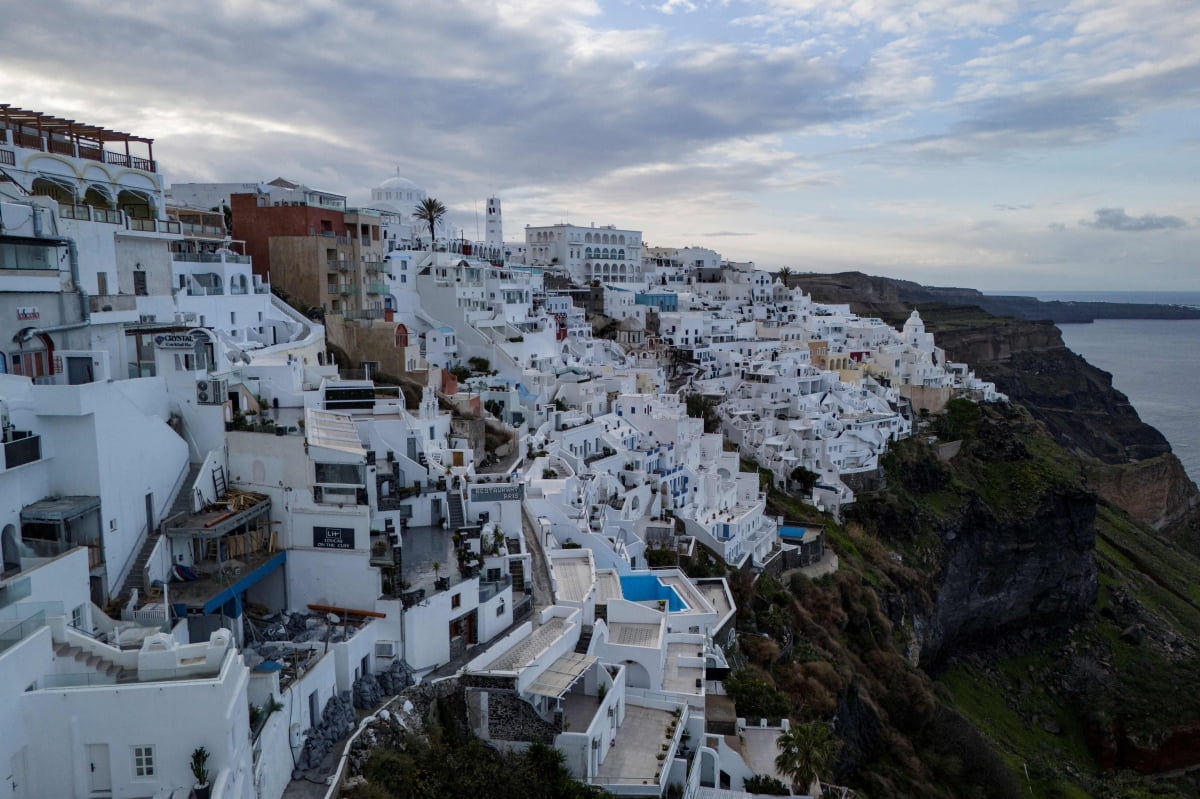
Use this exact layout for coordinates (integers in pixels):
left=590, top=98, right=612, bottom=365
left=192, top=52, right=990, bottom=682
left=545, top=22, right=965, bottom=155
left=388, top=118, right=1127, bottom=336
left=377, top=176, right=421, bottom=191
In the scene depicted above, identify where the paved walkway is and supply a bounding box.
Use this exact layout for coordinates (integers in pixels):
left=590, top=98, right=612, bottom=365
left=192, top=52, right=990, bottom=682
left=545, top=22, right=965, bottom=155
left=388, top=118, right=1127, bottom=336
left=521, top=503, right=553, bottom=612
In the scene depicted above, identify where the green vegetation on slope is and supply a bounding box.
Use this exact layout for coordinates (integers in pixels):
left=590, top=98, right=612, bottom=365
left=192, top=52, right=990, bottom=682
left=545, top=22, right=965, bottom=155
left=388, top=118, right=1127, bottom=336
left=726, top=400, right=1200, bottom=798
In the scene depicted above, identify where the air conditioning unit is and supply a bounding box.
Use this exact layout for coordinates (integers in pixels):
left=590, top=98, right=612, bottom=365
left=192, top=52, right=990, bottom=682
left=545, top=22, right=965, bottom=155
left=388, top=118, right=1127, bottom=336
left=174, top=311, right=198, bottom=324
left=375, top=641, right=398, bottom=659
left=196, top=378, right=228, bottom=405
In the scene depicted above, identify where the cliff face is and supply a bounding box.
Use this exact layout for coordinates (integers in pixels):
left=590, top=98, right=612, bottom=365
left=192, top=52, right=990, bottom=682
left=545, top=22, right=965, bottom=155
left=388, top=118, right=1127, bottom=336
left=792, top=271, right=1199, bottom=532
left=920, top=488, right=1097, bottom=663
left=792, top=270, right=1200, bottom=322
left=931, top=318, right=1172, bottom=464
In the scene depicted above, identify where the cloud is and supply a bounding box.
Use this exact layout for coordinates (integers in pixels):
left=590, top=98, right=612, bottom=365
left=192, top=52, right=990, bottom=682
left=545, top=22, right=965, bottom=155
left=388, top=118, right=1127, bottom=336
left=701, top=231, right=756, bottom=237
left=994, top=204, right=1033, bottom=211
left=1081, top=208, right=1188, bottom=232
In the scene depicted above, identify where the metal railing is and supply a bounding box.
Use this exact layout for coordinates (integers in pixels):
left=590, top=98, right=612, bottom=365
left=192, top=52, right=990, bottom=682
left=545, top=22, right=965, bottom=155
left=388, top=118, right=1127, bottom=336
left=365, top=282, right=388, bottom=295
left=126, top=218, right=181, bottom=234
left=327, top=260, right=353, bottom=272
left=343, top=308, right=386, bottom=321
left=173, top=252, right=251, bottom=264
left=0, top=148, right=15, bottom=166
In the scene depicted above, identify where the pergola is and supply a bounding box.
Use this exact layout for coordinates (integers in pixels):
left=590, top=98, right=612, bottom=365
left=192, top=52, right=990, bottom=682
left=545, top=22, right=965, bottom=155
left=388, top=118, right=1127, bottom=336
left=0, top=104, right=155, bottom=171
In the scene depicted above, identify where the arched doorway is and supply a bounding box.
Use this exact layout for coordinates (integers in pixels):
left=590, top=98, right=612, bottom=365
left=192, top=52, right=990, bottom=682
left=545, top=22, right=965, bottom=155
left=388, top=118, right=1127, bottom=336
left=1, top=524, right=20, bottom=577
left=30, top=176, right=74, bottom=204
left=117, top=189, right=154, bottom=220
left=623, top=660, right=651, bottom=689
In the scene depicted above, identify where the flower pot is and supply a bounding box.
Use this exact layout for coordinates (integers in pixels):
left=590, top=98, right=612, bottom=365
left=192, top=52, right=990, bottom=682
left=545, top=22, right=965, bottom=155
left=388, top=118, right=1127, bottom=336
left=193, top=785, right=212, bottom=799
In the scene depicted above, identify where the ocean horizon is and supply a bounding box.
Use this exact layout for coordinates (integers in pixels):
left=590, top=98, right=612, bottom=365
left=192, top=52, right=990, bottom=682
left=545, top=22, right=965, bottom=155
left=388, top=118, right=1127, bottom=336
left=987, top=289, right=1200, bottom=308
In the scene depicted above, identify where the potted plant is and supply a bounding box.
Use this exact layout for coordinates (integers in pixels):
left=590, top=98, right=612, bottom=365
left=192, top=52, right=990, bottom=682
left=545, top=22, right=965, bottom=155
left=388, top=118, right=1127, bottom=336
left=190, top=746, right=211, bottom=799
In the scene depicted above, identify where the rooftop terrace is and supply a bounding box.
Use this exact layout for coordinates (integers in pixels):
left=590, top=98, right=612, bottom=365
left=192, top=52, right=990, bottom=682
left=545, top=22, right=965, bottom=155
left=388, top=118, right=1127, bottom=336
left=1, top=104, right=156, bottom=171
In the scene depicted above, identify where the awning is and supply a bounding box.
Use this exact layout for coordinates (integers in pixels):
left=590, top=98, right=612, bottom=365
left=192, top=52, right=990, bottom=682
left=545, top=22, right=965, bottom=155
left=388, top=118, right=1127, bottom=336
left=527, top=652, right=596, bottom=699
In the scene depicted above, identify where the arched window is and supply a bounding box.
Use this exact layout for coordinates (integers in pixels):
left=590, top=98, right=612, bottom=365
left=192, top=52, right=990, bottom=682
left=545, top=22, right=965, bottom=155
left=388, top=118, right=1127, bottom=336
left=230, top=274, right=248, bottom=295
left=585, top=247, right=593, bottom=258
left=585, top=233, right=593, bottom=243
left=619, top=235, right=626, bottom=245
left=395, top=324, right=409, bottom=348
left=618, top=249, right=625, bottom=259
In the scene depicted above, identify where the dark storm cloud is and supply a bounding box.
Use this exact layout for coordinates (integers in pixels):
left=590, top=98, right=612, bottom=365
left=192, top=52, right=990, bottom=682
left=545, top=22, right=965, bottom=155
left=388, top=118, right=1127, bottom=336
left=1082, top=208, right=1188, bottom=232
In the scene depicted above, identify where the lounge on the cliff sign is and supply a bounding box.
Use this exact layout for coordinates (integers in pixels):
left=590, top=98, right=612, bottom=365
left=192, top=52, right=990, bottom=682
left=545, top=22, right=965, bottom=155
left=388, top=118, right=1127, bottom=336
left=313, top=526, right=356, bottom=550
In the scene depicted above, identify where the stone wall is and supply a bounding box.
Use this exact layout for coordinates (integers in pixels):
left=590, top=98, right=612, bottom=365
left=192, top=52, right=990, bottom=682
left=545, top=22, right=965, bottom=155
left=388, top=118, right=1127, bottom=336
left=467, top=687, right=561, bottom=744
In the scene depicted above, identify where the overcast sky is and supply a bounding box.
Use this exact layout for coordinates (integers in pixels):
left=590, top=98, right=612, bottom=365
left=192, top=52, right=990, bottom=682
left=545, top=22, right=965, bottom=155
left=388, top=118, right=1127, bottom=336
left=3, top=0, right=1198, bottom=291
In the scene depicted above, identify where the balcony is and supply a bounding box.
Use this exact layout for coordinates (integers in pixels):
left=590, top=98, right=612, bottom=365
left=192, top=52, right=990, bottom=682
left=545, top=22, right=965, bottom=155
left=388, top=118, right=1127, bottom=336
left=186, top=282, right=224, bottom=296
left=0, top=148, right=14, bottom=166
left=89, top=294, right=137, bottom=313
left=364, top=260, right=389, bottom=274
left=365, top=282, right=388, bottom=296
left=318, top=232, right=352, bottom=245
left=174, top=251, right=251, bottom=265
left=327, top=260, right=353, bottom=272
left=2, top=432, right=41, bottom=470
left=180, top=222, right=227, bottom=237
left=125, top=217, right=181, bottom=235
left=337, top=285, right=360, bottom=297
left=58, top=204, right=123, bottom=225
left=344, top=308, right=386, bottom=321
left=0, top=604, right=50, bottom=656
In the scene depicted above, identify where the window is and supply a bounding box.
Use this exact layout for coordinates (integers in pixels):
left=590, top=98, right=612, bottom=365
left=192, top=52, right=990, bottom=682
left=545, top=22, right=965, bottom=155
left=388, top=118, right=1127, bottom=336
left=315, top=462, right=365, bottom=485
left=309, top=690, right=320, bottom=725
left=132, top=745, right=155, bottom=778
left=71, top=604, right=84, bottom=630
left=133, top=269, right=148, bottom=296
left=451, top=593, right=461, bottom=609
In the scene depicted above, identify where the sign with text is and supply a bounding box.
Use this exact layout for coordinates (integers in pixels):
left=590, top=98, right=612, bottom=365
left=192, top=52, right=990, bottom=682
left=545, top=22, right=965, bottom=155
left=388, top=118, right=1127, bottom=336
left=17, top=306, right=39, bottom=321
left=152, top=331, right=207, bottom=350
left=313, top=526, right=356, bottom=550
left=470, top=484, right=524, bottom=503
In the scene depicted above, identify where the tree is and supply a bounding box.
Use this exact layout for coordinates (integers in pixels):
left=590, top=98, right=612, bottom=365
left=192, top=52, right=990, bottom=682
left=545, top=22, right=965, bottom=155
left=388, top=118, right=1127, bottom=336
left=414, top=197, right=447, bottom=250
left=774, top=721, right=840, bottom=795
left=789, top=466, right=819, bottom=493
left=776, top=267, right=793, bottom=286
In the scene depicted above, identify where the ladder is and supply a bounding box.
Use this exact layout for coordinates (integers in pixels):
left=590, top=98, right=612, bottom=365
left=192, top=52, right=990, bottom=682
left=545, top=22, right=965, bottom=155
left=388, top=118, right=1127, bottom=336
left=212, top=465, right=227, bottom=498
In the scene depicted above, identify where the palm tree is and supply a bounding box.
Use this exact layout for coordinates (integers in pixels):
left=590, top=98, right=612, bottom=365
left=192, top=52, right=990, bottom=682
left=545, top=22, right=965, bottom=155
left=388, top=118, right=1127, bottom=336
left=776, top=266, right=793, bottom=286
left=414, top=197, right=447, bottom=251
left=774, top=721, right=840, bottom=795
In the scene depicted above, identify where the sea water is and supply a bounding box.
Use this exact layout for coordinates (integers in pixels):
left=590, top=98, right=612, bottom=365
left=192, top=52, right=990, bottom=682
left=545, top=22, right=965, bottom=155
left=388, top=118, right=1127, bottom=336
left=992, top=291, right=1200, bottom=485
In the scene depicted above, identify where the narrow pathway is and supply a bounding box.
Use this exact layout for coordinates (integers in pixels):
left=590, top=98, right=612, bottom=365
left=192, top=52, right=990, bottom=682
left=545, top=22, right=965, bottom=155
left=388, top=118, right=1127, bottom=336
left=521, top=502, right=553, bottom=612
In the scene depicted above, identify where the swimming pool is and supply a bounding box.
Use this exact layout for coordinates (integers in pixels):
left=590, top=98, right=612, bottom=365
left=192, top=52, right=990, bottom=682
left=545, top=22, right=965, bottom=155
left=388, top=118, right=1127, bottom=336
left=619, top=574, right=687, bottom=612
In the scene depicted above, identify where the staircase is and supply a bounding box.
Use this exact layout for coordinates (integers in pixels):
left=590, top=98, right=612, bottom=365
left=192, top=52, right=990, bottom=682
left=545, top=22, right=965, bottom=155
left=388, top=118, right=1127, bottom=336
left=169, top=462, right=203, bottom=518
left=509, top=558, right=525, bottom=593
left=574, top=626, right=593, bottom=655
left=447, top=492, right=465, bottom=529
left=115, top=462, right=201, bottom=608
left=54, top=642, right=133, bottom=683
left=118, top=533, right=161, bottom=607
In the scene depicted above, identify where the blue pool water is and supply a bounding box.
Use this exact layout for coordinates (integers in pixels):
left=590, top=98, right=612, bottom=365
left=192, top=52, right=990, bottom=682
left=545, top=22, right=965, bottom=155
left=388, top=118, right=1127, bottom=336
left=780, top=526, right=809, bottom=540
left=619, top=575, right=687, bottom=612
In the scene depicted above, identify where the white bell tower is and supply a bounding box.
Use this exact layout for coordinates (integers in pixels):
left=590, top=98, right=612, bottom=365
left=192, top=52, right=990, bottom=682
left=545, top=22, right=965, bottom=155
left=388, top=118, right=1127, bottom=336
left=485, top=196, right=502, bottom=252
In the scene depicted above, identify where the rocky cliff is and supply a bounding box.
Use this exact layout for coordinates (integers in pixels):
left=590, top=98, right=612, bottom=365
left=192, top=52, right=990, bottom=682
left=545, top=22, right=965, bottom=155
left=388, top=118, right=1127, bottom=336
left=792, top=272, right=1200, bottom=534
left=792, top=270, right=1200, bottom=322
